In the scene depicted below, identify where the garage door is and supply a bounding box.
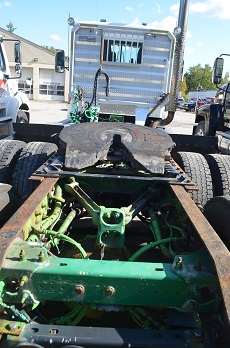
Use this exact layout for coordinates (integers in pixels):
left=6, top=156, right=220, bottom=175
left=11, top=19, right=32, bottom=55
left=39, top=69, right=65, bottom=101
left=10, top=67, right=33, bottom=100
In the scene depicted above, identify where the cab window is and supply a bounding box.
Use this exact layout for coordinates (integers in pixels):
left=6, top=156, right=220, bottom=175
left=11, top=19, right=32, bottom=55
left=103, top=32, right=143, bottom=64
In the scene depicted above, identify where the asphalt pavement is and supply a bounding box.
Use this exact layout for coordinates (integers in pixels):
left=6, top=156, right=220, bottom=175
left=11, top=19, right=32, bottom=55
left=165, top=109, right=195, bottom=135
left=30, top=100, right=69, bottom=124
left=29, top=100, right=195, bottom=135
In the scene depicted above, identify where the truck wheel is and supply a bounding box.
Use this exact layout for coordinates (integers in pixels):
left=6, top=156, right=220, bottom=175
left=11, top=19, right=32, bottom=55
left=194, top=121, right=206, bottom=136
left=0, top=184, right=20, bottom=228
left=0, top=139, right=26, bottom=183
left=16, top=110, right=29, bottom=123
left=204, top=196, right=230, bottom=250
left=11, top=142, right=58, bottom=198
left=173, top=151, right=213, bottom=206
left=205, top=154, right=230, bottom=196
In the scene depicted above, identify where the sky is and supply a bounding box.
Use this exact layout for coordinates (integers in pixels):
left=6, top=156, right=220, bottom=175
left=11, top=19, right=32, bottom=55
left=1, top=0, right=230, bottom=76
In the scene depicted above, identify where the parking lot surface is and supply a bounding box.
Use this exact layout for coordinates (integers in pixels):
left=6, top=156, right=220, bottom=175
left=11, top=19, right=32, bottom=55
left=30, top=100, right=68, bottom=124
left=30, top=100, right=195, bottom=135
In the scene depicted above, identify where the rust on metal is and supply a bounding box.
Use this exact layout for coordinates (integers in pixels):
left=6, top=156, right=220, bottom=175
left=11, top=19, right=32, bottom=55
left=59, top=122, right=174, bottom=173
left=171, top=184, right=230, bottom=324
left=29, top=174, right=45, bottom=181
left=75, top=285, right=85, bottom=295
left=0, top=320, right=24, bottom=336
left=0, top=177, right=58, bottom=267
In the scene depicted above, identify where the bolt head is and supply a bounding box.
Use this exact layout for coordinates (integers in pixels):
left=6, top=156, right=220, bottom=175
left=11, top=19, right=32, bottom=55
left=75, top=284, right=85, bottom=294
left=193, top=329, right=202, bottom=338
left=7, top=322, right=18, bottom=331
left=105, top=286, right=115, bottom=296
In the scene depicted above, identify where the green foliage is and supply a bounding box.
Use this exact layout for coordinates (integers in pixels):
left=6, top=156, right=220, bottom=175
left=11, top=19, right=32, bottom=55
left=222, top=71, right=230, bottom=84
left=180, top=75, right=188, bottom=100
left=184, top=64, right=217, bottom=93
left=41, top=45, right=56, bottom=53
left=6, top=21, right=16, bottom=33
left=41, top=45, right=69, bottom=60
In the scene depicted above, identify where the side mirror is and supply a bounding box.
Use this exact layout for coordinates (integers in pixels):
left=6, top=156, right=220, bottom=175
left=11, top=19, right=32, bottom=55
left=26, top=77, right=33, bottom=86
left=14, top=42, right=22, bottom=64
left=15, top=63, right=21, bottom=76
left=212, top=57, right=224, bottom=85
left=55, top=49, right=65, bottom=73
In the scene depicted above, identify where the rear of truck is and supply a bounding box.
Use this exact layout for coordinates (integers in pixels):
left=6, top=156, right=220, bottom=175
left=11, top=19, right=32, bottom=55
left=67, top=22, right=175, bottom=125
left=0, top=120, right=229, bottom=347
left=0, top=1, right=229, bottom=347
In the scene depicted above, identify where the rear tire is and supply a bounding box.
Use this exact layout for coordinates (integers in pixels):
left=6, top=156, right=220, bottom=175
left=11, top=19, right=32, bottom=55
left=204, top=196, right=230, bottom=250
left=16, top=110, right=29, bottom=123
left=0, top=140, right=25, bottom=183
left=194, top=121, right=206, bottom=136
left=173, top=151, right=213, bottom=206
left=11, top=141, right=58, bottom=198
left=205, top=154, right=230, bottom=196
left=0, top=184, right=20, bottom=228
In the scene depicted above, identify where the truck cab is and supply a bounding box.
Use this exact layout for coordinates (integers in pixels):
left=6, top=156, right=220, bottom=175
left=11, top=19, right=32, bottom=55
left=216, top=82, right=230, bottom=122
left=194, top=56, right=230, bottom=142
left=55, top=21, right=178, bottom=126
left=0, top=35, right=30, bottom=138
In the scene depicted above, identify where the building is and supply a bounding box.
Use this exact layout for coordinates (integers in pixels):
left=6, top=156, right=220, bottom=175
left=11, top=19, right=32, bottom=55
left=188, top=90, right=216, bottom=100
left=0, top=27, right=69, bottom=101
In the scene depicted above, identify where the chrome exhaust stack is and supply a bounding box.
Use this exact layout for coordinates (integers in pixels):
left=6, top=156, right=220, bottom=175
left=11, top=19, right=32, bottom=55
left=152, top=0, right=190, bottom=128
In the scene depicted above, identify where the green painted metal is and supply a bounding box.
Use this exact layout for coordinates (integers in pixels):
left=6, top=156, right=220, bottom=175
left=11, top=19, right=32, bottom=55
left=34, top=184, right=63, bottom=232
left=98, top=207, right=126, bottom=247
left=1, top=239, right=220, bottom=312
left=0, top=153, right=227, bottom=345
left=65, top=178, right=156, bottom=248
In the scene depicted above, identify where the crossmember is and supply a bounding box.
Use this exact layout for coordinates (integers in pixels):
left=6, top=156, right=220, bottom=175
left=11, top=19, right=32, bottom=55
left=1, top=239, right=219, bottom=311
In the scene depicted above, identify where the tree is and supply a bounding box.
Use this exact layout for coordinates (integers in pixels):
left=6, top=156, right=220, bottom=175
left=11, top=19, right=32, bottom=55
left=41, top=45, right=56, bottom=53
left=6, top=21, right=16, bottom=33
left=180, top=75, right=188, bottom=100
left=41, top=45, right=69, bottom=60
left=222, top=71, right=230, bottom=84
left=184, top=64, right=217, bottom=93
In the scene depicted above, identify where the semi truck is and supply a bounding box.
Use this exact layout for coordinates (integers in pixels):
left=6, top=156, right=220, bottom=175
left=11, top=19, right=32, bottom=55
left=55, top=6, right=186, bottom=127
left=0, top=1, right=230, bottom=347
left=194, top=55, right=230, bottom=144
left=0, top=35, right=30, bottom=139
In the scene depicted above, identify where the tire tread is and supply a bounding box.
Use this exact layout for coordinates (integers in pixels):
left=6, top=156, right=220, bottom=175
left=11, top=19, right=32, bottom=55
left=205, top=154, right=230, bottom=196
left=12, top=141, right=57, bottom=197
left=173, top=151, right=213, bottom=206
left=0, top=140, right=26, bottom=183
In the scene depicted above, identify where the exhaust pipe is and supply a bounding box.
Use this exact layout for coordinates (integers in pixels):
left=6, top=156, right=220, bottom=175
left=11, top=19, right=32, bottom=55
left=151, top=0, right=190, bottom=128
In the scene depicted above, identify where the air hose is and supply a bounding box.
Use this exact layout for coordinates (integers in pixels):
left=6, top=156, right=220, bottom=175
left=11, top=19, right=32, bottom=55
left=45, top=230, right=88, bottom=259
left=51, top=303, right=89, bottom=326
left=129, top=237, right=179, bottom=262
left=88, top=67, right=110, bottom=108
left=70, top=68, right=110, bottom=123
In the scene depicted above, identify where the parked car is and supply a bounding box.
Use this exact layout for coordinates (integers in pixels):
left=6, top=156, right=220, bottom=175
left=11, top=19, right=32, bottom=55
left=194, top=103, right=211, bottom=135
left=183, top=99, right=197, bottom=112
left=177, top=97, right=185, bottom=108
left=197, top=97, right=215, bottom=108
